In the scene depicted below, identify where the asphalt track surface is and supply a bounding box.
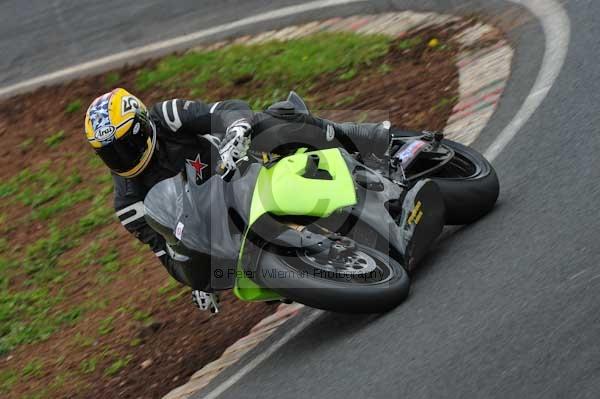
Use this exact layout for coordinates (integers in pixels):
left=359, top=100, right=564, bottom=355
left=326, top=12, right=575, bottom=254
left=2, top=1, right=599, bottom=398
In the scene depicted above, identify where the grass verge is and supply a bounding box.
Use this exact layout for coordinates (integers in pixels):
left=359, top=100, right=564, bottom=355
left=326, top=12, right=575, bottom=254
left=136, top=32, right=391, bottom=108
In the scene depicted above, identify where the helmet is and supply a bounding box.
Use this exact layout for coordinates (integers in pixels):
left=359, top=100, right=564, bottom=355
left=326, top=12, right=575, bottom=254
left=84, top=88, right=156, bottom=177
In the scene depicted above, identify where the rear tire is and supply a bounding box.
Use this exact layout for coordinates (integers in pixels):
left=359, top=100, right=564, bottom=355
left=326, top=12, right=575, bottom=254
left=255, top=244, right=410, bottom=313
left=430, top=140, right=499, bottom=225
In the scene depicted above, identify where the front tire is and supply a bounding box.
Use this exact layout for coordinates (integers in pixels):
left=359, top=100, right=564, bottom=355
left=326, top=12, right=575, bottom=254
left=255, top=244, right=410, bottom=313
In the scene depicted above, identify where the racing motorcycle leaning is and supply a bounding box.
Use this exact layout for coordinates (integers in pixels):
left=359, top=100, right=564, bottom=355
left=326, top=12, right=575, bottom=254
left=144, top=92, right=499, bottom=313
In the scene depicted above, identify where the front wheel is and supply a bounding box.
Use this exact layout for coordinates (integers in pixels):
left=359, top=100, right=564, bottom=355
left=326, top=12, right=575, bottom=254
left=255, top=243, right=410, bottom=313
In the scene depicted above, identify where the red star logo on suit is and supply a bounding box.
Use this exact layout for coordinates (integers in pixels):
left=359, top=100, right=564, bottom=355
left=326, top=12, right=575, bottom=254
left=186, top=154, right=208, bottom=184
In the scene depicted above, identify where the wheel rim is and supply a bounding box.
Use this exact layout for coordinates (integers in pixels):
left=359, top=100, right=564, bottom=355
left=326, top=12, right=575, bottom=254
left=430, top=149, right=480, bottom=180
left=289, top=247, right=395, bottom=285
left=401, top=143, right=480, bottom=181
left=300, top=250, right=378, bottom=275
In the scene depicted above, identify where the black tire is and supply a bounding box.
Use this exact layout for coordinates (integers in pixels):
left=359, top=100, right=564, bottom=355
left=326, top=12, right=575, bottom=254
left=430, top=140, right=499, bottom=225
left=255, top=244, right=410, bottom=313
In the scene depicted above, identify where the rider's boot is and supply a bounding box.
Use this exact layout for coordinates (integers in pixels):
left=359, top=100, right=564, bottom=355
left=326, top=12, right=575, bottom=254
left=192, top=290, right=220, bottom=313
left=325, top=120, right=392, bottom=158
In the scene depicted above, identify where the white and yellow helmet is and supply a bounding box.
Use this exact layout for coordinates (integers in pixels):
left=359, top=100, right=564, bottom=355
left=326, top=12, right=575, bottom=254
left=84, top=88, right=156, bottom=177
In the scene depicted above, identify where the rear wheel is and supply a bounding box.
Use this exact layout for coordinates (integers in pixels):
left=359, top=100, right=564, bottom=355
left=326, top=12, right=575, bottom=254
left=429, top=140, right=499, bottom=225
left=391, top=130, right=499, bottom=225
left=255, top=243, right=410, bottom=313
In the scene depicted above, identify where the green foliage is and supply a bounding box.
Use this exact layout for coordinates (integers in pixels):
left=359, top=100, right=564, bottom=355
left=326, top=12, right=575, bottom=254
left=23, top=389, right=48, bottom=399
left=157, top=278, right=178, bottom=295
left=94, top=170, right=113, bottom=185
left=432, top=95, right=459, bottom=111
left=355, top=111, right=369, bottom=123
left=31, top=188, right=93, bottom=220
left=397, top=36, right=423, bottom=50
left=0, top=286, right=65, bottom=354
left=0, top=162, right=113, bottom=352
left=18, top=138, right=34, bottom=151
left=82, top=297, right=108, bottom=311
left=168, top=288, right=186, bottom=303
left=81, top=241, right=102, bottom=267
left=0, top=222, right=85, bottom=353
left=48, top=371, right=71, bottom=392
left=54, top=355, right=66, bottom=367
left=2, top=163, right=90, bottom=221
left=99, top=249, right=120, bottom=273
left=0, top=138, right=101, bottom=357
left=333, top=95, right=358, bottom=108
left=57, top=305, right=84, bottom=325
left=65, top=100, right=82, bottom=114
left=87, top=155, right=104, bottom=169
left=22, top=359, right=44, bottom=379
left=95, top=249, right=121, bottom=286
left=96, top=273, right=115, bottom=286
left=339, top=68, right=357, bottom=81
left=104, top=356, right=131, bottom=376
left=16, top=167, right=71, bottom=208
left=378, top=63, right=392, bottom=74
left=78, top=186, right=114, bottom=235
left=0, top=177, right=19, bottom=199
left=78, top=204, right=113, bottom=234
left=132, top=309, right=153, bottom=325
left=97, top=316, right=114, bottom=336
left=80, top=357, right=97, bottom=374
left=127, top=254, right=145, bottom=268
left=0, top=258, right=10, bottom=286
left=104, top=72, right=121, bottom=87
left=74, top=333, right=95, bottom=348
left=0, top=368, right=18, bottom=394
left=44, top=130, right=65, bottom=148
left=24, top=224, right=74, bottom=279
left=136, top=32, right=391, bottom=107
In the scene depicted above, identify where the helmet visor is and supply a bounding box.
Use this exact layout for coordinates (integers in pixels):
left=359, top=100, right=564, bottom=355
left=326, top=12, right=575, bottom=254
left=95, top=116, right=154, bottom=174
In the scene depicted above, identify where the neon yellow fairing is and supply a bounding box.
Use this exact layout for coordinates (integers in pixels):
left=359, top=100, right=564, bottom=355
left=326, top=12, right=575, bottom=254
left=249, top=148, right=357, bottom=225
left=233, top=148, right=357, bottom=301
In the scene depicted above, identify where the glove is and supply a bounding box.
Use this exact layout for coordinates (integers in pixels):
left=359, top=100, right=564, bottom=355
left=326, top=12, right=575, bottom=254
left=218, top=119, right=252, bottom=177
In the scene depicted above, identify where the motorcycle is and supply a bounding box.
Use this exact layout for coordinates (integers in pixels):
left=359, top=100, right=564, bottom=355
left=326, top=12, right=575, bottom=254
left=144, top=92, right=499, bottom=313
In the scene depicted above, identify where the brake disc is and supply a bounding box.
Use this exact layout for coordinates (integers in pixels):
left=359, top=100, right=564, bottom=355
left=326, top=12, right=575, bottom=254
left=300, top=250, right=377, bottom=275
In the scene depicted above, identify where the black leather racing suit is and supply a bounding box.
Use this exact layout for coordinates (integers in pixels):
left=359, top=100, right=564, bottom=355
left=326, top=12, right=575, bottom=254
left=113, top=98, right=390, bottom=290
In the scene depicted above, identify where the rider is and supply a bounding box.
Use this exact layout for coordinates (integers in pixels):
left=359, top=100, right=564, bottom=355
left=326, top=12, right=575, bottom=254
left=84, top=88, right=392, bottom=309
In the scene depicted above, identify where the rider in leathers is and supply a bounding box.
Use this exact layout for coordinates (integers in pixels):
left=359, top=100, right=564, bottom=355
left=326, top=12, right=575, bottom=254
left=84, top=89, right=391, bottom=309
